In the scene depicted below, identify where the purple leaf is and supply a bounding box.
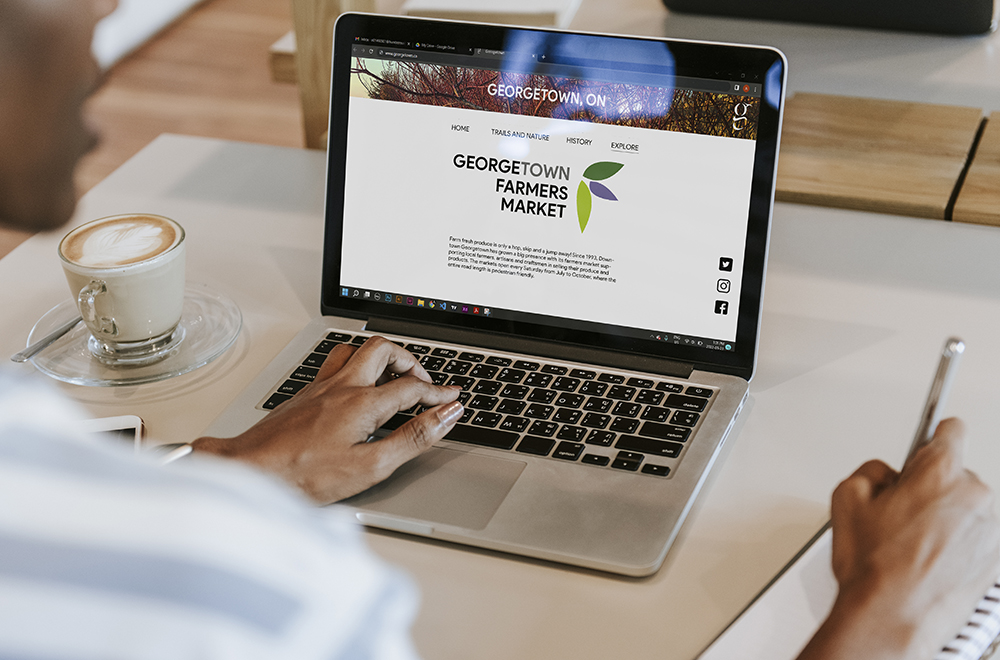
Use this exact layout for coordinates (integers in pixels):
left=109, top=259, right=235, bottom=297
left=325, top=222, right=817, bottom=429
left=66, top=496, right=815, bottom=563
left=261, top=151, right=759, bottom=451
left=589, top=181, right=618, bottom=201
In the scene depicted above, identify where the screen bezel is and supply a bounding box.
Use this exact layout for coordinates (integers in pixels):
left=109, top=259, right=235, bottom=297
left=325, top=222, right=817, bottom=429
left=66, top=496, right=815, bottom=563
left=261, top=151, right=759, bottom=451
left=321, top=13, right=785, bottom=381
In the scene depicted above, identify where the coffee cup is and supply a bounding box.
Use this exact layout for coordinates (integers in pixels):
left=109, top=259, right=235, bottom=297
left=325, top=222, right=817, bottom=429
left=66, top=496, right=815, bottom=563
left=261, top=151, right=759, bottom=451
left=58, top=213, right=186, bottom=366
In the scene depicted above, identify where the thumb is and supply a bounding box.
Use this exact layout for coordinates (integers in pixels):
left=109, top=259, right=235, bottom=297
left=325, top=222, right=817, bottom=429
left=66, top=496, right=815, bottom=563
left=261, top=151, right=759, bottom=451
left=369, top=401, right=463, bottom=468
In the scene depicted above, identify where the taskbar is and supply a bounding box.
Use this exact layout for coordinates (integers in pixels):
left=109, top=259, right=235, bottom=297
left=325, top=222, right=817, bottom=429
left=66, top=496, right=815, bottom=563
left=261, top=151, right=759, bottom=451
left=339, top=286, right=736, bottom=354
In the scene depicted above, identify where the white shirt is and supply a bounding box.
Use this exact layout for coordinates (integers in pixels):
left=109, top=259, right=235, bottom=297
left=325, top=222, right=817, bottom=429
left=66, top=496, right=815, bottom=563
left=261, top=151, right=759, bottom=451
left=0, top=372, right=420, bottom=660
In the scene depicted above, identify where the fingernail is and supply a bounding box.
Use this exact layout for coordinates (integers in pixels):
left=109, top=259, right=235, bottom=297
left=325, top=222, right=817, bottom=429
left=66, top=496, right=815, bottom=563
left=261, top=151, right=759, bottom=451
left=437, top=401, right=463, bottom=426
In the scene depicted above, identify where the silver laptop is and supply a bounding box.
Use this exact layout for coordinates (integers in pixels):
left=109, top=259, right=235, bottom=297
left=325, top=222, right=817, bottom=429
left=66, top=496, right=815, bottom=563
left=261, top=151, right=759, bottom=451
left=205, top=14, right=786, bottom=576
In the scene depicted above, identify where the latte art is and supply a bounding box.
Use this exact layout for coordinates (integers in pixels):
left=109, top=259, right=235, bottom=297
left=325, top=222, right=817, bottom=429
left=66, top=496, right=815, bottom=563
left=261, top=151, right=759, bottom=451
left=60, top=215, right=180, bottom=268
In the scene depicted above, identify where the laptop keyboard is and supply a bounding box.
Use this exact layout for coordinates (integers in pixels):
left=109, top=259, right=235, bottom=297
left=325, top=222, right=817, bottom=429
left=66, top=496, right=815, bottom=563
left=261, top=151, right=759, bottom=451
left=260, top=332, right=717, bottom=479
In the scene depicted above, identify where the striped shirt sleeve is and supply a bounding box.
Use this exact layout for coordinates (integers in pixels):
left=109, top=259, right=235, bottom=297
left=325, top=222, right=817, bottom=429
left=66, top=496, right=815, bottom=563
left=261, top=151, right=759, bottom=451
left=0, top=371, right=421, bottom=660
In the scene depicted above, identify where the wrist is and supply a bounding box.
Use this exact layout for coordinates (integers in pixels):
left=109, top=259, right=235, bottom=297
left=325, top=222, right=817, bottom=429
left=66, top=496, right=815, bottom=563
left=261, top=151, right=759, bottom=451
left=798, top=583, right=919, bottom=660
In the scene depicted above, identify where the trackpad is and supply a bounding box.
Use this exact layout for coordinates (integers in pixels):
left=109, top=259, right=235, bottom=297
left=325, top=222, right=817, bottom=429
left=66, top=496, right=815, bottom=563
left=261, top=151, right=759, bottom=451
left=345, top=448, right=525, bottom=531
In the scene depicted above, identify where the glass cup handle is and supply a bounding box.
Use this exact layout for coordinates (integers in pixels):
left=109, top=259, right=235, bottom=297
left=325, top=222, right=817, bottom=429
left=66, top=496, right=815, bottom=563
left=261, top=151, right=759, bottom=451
left=78, top=280, right=118, bottom=337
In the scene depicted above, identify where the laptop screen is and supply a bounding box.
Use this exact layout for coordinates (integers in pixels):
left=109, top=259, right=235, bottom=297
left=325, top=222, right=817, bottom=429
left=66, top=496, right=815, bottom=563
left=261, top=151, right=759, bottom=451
left=324, top=15, right=784, bottom=380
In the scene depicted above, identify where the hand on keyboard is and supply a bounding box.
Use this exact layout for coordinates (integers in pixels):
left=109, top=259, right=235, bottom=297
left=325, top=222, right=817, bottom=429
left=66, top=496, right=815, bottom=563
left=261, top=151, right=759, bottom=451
left=193, top=336, right=463, bottom=504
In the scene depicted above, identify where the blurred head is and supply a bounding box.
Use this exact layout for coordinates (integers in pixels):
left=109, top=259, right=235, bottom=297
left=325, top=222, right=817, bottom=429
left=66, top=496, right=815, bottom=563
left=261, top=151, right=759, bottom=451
left=0, top=0, right=116, bottom=232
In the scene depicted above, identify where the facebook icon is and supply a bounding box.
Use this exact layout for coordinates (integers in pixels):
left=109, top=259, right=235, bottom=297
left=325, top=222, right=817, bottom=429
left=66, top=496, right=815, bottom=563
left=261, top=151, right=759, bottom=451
left=715, top=300, right=729, bottom=315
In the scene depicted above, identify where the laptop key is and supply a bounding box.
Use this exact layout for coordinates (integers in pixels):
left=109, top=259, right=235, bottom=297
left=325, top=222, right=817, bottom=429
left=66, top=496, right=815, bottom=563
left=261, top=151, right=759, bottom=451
left=500, top=384, right=530, bottom=399
left=582, top=453, right=610, bottom=466
left=670, top=410, right=700, bottom=427
left=607, top=385, right=636, bottom=400
left=635, top=389, right=664, bottom=405
left=497, top=368, right=526, bottom=383
left=381, top=413, right=412, bottom=430
left=314, top=340, right=339, bottom=354
left=686, top=387, right=714, bottom=398
left=485, top=356, right=512, bottom=366
left=350, top=335, right=368, bottom=345
left=430, top=373, right=449, bottom=386
left=432, top=347, right=457, bottom=358
left=597, top=373, right=625, bottom=384
left=516, top=436, right=555, bottom=456
left=496, top=399, right=526, bottom=415
left=468, top=395, right=499, bottom=410
left=262, top=393, right=293, bottom=410
left=609, top=418, right=640, bottom=434
left=583, top=397, right=613, bottom=413
left=612, top=402, right=642, bottom=418
left=470, top=412, right=503, bottom=428
left=443, top=360, right=472, bottom=374
left=459, top=352, right=484, bottom=362
left=550, top=377, right=581, bottom=392
left=665, top=393, right=708, bottom=412
left=553, top=441, right=585, bottom=461
left=528, top=421, right=559, bottom=437
left=326, top=332, right=352, bottom=342
left=627, top=377, right=654, bottom=389
left=459, top=408, right=475, bottom=424
left=541, top=364, right=568, bottom=375
left=514, top=360, right=540, bottom=371
left=469, top=364, right=499, bottom=379
left=579, top=381, right=608, bottom=396
left=611, top=451, right=643, bottom=471
left=457, top=391, right=472, bottom=405
left=641, top=464, right=671, bottom=477
left=585, top=430, right=616, bottom=446
left=291, top=366, right=319, bottom=382
left=616, top=435, right=684, bottom=458
left=405, top=343, right=430, bottom=354
left=445, top=424, right=518, bottom=450
left=420, top=356, right=446, bottom=371
left=552, top=408, right=582, bottom=424
left=277, top=379, right=309, bottom=396
left=527, top=388, right=556, bottom=403
left=581, top=413, right=611, bottom=428
left=523, top=372, right=553, bottom=387
left=556, top=425, right=587, bottom=441
left=655, top=382, right=684, bottom=393
left=473, top=380, right=503, bottom=395
left=524, top=404, right=554, bottom=419
left=500, top=416, right=529, bottom=433
left=447, top=376, right=475, bottom=391
left=302, top=352, right=328, bottom=368
left=569, top=369, right=596, bottom=380
left=555, top=393, right=585, bottom=408
left=638, top=422, right=691, bottom=443
left=641, top=406, right=671, bottom=422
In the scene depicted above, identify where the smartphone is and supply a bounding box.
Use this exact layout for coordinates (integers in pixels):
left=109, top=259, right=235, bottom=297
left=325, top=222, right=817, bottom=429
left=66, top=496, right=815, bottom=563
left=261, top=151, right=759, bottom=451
left=905, top=337, right=965, bottom=465
left=80, top=415, right=144, bottom=455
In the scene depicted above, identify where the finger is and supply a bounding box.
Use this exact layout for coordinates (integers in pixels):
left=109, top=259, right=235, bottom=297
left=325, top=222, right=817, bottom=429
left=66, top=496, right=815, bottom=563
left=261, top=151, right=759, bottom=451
left=339, top=337, right=431, bottom=386
left=363, top=401, right=464, bottom=476
left=903, top=417, right=967, bottom=487
left=315, top=343, right=357, bottom=382
left=373, top=375, right=461, bottom=413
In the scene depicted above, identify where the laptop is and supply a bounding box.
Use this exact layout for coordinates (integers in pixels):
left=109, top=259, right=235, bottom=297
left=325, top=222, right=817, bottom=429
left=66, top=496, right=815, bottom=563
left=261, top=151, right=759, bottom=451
left=205, top=13, right=786, bottom=576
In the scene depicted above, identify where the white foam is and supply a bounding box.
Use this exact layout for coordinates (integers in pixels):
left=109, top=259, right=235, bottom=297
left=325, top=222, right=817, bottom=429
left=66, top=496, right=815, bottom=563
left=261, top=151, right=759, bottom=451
left=77, top=222, right=169, bottom=267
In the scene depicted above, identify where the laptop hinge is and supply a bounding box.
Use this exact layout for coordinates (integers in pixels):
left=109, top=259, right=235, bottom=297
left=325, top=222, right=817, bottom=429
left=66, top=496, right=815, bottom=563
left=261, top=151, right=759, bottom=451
left=366, top=317, right=695, bottom=379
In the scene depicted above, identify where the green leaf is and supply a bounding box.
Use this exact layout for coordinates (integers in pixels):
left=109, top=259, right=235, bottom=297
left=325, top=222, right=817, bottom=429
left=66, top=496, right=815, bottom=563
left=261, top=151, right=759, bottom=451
left=577, top=181, right=592, bottom=233
left=582, top=161, right=624, bottom=181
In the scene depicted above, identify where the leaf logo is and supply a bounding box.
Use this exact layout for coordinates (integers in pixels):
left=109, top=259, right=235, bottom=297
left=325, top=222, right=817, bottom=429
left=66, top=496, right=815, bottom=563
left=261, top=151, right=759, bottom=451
left=577, top=161, right=623, bottom=233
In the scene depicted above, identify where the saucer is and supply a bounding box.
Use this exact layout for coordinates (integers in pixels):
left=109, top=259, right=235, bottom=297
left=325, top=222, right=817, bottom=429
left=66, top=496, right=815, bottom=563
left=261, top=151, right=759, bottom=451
left=27, top=283, right=242, bottom=386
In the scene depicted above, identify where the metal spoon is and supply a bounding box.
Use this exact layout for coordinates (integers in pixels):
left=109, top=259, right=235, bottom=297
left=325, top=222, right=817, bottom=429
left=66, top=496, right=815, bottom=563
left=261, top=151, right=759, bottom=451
left=10, top=316, right=83, bottom=363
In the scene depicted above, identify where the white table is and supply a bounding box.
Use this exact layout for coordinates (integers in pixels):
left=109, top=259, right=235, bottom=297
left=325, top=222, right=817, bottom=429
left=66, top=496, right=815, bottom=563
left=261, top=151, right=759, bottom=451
left=6, top=6, right=1000, bottom=659
left=4, top=133, right=1000, bottom=660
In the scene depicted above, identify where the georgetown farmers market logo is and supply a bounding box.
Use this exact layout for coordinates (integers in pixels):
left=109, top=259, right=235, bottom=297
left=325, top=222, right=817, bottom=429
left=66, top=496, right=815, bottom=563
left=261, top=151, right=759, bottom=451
left=576, top=161, right=623, bottom=233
